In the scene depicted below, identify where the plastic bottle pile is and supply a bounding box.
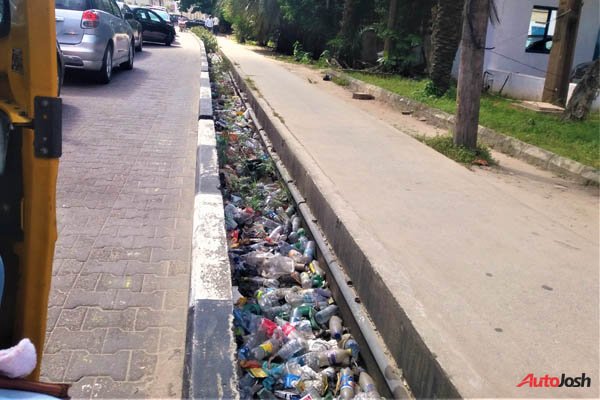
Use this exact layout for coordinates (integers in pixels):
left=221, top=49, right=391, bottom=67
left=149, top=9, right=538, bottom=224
left=211, top=56, right=382, bottom=400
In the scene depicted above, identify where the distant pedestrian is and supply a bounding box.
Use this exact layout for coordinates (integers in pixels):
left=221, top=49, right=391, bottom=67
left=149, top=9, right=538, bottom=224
left=204, top=15, right=214, bottom=33
left=212, top=16, right=219, bottom=34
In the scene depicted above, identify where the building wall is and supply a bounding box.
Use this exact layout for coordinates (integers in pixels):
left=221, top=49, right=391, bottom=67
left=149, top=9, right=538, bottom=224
left=484, top=0, right=599, bottom=77
left=484, top=68, right=600, bottom=110
left=450, top=0, right=600, bottom=110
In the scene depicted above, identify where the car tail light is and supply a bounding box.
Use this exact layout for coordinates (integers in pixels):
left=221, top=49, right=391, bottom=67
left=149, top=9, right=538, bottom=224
left=81, top=10, right=99, bottom=29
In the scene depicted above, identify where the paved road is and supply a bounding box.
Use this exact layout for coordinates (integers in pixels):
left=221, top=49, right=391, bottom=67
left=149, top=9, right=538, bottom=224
left=41, top=33, right=201, bottom=398
left=219, top=37, right=599, bottom=398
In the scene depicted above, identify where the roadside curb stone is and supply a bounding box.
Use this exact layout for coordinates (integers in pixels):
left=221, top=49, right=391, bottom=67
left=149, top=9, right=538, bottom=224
left=183, top=34, right=239, bottom=399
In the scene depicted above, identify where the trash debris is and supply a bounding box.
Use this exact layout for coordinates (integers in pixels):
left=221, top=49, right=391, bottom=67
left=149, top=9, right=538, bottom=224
left=210, top=54, right=383, bottom=399
left=351, top=93, right=374, bottom=100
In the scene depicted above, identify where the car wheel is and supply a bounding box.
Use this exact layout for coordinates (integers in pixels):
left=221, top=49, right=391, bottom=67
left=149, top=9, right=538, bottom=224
left=136, top=33, right=143, bottom=51
left=122, top=41, right=134, bottom=70
left=97, top=43, right=113, bottom=84
left=165, top=33, right=173, bottom=46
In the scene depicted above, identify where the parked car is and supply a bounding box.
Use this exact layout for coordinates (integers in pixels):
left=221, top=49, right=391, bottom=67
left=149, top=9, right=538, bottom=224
left=55, top=0, right=135, bottom=83
left=525, top=35, right=553, bottom=54
left=130, top=6, right=176, bottom=46
left=56, top=41, right=65, bottom=96
left=185, top=19, right=204, bottom=28
left=117, top=2, right=143, bottom=51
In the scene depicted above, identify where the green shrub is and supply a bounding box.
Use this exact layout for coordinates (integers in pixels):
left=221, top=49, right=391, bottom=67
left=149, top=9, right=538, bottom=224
left=191, top=27, right=218, bottom=53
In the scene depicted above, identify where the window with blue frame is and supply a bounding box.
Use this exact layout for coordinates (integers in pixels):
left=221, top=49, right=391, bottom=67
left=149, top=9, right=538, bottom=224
left=525, top=6, right=558, bottom=54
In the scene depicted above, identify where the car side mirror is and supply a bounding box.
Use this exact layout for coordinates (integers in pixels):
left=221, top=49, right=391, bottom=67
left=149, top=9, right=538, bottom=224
left=124, top=12, right=133, bottom=20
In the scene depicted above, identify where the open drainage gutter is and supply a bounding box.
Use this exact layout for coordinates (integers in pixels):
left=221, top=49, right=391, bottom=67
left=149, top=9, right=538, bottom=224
left=223, top=60, right=411, bottom=397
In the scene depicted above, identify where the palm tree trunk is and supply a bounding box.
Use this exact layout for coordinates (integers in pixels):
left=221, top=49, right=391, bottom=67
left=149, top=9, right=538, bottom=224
left=429, top=0, right=465, bottom=95
left=563, top=59, right=600, bottom=121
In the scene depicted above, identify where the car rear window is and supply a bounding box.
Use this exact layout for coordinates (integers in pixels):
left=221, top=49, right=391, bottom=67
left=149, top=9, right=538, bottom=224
left=56, top=0, right=90, bottom=11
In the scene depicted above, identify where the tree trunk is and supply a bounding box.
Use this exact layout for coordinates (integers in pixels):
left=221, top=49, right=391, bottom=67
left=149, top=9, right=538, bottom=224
left=542, top=0, right=582, bottom=106
left=563, top=59, right=600, bottom=121
left=429, top=0, right=465, bottom=95
left=454, top=0, right=490, bottom=149
left=339, top=0, right=360, bottom=40
left=383, top=0, right=398, bottom=59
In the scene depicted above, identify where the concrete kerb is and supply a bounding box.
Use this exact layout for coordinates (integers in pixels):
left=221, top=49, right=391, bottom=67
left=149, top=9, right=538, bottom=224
left=222, top=51, right=461, bottom=399
left=329, top=70, right=600, bottom=185
left=183, top=36, right=239, bottom=399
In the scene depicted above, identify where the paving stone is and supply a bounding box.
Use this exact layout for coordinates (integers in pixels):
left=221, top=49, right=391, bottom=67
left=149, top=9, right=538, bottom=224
left=56, top=308, right=87, bottom=330
left=163, top=291, right=189, bottom=310
left=82, top=308, right=137, bottom=330
left=63, top=289, right=116, bottom=309
left=40, top=350, right=72, bottom=382
left=128, top=351, right=158, bottom=381
left=101, top=328, right=160, bottom=354
left=134, top=308, right=187, bottom=330
left=167, top=260, right=190, bottom=276
left=150, top=247, right=190, bottom=262
left=96, top=274, right=143, bottom=292
left=113, top=290, right=164, bottom=310
left=92, top=377, right=149, bottom=399
left=65, top=351, right=129, bottom=381
left=118, top=225, right=157, bottom=238
left=125, top=261, right=169, bottom=276
left=45, top=34, right=200, bottom=397
left=66, top=376, right=95, bottom=400
left=158, top=327, right=187, bottom=353
left=132, top=236, right=173, bottom=249
left=73, top=273, right=100, bottom=291
left=48, top=290, right=68, bottom=307
left=142, top=275, right=189, bottom=292
left=94, top=234, right=136, bottom=248
left=57, top=260, right=84, bottom=275
left=81, top=260, right=128, bottom=276
left=46, top=307, right=61, bottom=332
left=46, top=327, right=106, bottom=354
left=50, top=274, right=77, bottom=291
left=89, top=247, right=152, bottom=262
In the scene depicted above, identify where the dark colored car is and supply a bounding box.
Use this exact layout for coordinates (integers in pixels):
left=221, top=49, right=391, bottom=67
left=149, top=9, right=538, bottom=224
left=185, top=19, right=204, bottom=28
left=117, top=2, right=143, bottom=51
left=130, top=6, right=175, bottom=46
left=525, top=36, right=553, bottom=54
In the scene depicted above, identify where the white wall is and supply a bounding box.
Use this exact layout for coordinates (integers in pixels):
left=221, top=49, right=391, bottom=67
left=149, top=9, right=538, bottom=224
left=484, top=0, right=599, bottom=77
left=485, top=68, right=600, bottom=111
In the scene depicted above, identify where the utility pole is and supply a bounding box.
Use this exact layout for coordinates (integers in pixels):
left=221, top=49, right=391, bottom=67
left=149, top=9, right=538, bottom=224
left=542, top=0, right=582, bottom=106
left=454, top=0, right=490, bottom=149
left=383, top=0, right=398, bottom=59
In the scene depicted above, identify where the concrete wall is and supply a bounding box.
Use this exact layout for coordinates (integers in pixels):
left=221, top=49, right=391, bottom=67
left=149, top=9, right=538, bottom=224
left=486, top=68, right=600, bottom=111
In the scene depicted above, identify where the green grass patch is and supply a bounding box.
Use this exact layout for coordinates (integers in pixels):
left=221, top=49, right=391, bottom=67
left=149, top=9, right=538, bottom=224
left=420, top=135, right=495, bottom=166
left=346, top=72, right=600, bottom=169
left=332, top=75, right=350, bottom=87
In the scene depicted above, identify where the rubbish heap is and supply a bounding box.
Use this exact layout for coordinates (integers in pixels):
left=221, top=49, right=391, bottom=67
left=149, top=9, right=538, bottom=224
left=210, top=55, right=383, bottom=400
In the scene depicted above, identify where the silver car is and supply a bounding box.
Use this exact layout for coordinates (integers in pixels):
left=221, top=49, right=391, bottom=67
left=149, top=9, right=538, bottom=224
left=56, top=0, right=135, bottom=83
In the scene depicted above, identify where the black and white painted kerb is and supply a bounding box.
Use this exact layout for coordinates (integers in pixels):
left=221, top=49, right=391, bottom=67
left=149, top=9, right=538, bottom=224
left=183, top=38, right=239, bottom=399
left=198, top=41, right=213, bottom=120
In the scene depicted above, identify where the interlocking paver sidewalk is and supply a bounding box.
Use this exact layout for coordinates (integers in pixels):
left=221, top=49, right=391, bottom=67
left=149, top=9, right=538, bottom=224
left=41, top=33, right=202, bottom=399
